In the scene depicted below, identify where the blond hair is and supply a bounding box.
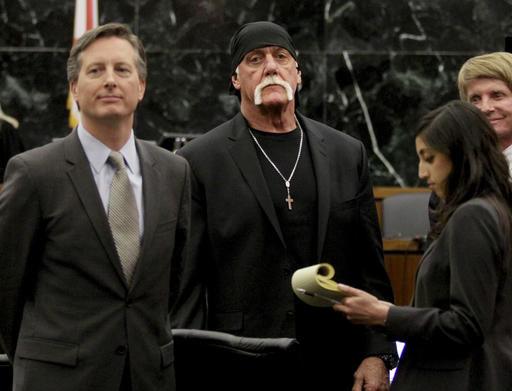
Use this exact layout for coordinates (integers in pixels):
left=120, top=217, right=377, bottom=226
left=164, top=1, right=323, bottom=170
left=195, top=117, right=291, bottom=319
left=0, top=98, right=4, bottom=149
left=458, top=52, right=512, bottom=101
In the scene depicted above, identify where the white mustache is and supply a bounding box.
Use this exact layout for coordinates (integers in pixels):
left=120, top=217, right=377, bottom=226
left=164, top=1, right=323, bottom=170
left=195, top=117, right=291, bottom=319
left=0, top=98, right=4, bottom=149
left=254, top=76, right=294, bottom=105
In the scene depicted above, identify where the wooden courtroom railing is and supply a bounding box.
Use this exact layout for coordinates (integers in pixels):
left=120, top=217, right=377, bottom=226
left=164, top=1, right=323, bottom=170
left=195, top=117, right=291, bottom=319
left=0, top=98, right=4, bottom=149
left=382, top=239, right=423, bottom=306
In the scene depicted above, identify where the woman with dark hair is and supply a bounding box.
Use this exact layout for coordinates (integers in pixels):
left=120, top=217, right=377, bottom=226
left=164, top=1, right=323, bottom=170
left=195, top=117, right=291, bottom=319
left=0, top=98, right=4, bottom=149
left=333, top=100, right=512, bottom=390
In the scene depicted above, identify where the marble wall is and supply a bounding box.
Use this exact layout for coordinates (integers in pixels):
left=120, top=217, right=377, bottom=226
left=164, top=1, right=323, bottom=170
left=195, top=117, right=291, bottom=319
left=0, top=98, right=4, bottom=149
left=2, top=0, right=512, bottom=185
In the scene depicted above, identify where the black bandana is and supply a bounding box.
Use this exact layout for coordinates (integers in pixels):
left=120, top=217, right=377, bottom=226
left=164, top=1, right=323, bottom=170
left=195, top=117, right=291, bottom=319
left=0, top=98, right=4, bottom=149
left=229, top=21, right=298, bottom=77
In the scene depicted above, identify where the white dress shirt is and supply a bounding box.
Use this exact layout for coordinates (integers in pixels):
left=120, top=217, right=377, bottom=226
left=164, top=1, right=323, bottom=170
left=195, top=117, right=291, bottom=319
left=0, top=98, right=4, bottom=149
left=77, top=124, right=144, bottom=235
left=503, top=144, right=512, bottom=178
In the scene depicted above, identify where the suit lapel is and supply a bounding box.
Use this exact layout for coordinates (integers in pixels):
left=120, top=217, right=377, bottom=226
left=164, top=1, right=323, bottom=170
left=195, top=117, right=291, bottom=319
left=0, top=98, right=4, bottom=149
left=64, top=131, right=128, bottom=287
left=227, top=114, right=286, bottom=247
left=130, top=140, right=159, bottom=290
left=298, top=115, right=330, bottom=260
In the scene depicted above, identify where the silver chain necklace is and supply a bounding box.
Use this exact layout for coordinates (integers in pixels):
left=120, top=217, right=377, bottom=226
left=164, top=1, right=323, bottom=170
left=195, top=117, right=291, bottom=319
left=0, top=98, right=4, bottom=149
left=248, top=115, right=304, bottom=210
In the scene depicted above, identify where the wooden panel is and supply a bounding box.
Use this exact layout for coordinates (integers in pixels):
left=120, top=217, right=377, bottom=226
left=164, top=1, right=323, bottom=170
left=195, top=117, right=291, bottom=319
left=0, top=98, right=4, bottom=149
left=374, top=188, right=428, bottom=306
left=384, top=249, right=421, bottom=306
left=383, top=239, right=422, bottom=305
left=383, top=239, right=421, bottom=252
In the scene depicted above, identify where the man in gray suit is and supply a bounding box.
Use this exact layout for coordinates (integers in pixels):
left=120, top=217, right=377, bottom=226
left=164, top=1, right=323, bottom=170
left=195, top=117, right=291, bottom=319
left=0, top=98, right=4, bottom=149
left=0, top=23, right=190, bottom=391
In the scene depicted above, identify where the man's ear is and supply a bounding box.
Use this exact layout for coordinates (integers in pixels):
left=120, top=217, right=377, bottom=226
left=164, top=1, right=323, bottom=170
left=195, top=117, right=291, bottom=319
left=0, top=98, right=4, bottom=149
left=70, top=81, right=78, bottom=100
left=70, top=82, right=81, bottom=111
left=295, top=61, right=302, bottom=85
left=231, top=73, right=241, bottom=91
left=138, top=78, right=146, bottom=101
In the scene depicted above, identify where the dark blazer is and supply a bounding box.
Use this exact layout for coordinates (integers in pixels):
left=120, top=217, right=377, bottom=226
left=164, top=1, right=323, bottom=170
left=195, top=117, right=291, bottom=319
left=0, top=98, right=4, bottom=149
left=177, top=112, right=396, bottom=386
left=0, top=131, right=190, bottom=391
left=387, top=198, right=512, bottom=390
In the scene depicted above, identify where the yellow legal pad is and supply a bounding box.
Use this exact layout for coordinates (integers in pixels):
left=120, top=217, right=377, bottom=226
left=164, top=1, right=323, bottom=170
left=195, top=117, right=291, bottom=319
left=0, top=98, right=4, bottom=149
left=291, top=263, right=345, bottom=307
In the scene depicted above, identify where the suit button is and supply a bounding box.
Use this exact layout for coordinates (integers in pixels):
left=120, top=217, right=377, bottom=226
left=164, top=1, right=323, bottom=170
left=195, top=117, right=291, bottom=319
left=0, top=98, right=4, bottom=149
left=115, top=345, right=127, bottom=355
left=286, top=311, right=295, bottom=318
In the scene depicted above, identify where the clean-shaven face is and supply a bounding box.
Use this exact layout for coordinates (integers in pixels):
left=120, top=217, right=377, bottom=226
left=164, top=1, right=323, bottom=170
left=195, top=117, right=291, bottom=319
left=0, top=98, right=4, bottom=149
left=416, top=136, right=453, bottom=200
left=466, top=77, right=512, bottom=149
left=71, top=36, right=145, bottom=126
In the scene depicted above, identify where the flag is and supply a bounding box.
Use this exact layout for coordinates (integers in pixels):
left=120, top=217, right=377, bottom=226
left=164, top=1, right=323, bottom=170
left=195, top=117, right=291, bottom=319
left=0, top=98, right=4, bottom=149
left=67, top=0, right=98, bottom=128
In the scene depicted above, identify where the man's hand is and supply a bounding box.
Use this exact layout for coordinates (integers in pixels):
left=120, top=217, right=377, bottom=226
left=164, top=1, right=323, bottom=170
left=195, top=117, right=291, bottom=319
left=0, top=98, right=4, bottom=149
left=352, top=356, right=390, bottom=391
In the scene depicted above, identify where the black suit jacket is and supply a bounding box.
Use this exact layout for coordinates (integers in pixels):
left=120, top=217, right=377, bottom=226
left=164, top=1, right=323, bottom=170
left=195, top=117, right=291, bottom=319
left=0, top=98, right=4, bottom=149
left=0, top=131, right=190, bottom=391
left=177, top=112, right=396, bottom=385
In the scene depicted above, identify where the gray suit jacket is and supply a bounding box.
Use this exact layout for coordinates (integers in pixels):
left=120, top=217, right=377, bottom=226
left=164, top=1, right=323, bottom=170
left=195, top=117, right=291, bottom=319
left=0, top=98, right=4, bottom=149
left=0, top=131, right=190, bottom=391
left=387, top=198, right=512, bottom=391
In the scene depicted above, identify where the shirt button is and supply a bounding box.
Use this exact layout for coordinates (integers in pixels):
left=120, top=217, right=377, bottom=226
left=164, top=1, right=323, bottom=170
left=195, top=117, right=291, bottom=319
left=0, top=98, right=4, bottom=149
left=115, top=345, right=127, bottom=355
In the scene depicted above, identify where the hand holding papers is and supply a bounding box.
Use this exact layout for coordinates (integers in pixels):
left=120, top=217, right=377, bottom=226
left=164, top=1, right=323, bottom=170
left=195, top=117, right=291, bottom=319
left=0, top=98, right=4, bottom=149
left=291, top=263, right=344, bottom=307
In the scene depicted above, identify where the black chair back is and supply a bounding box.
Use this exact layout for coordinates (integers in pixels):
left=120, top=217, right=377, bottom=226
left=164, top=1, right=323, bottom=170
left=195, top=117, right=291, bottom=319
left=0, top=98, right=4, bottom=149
left=172, top=329, right=302, bottom=390
left=0, top=354, right=12, bottom=390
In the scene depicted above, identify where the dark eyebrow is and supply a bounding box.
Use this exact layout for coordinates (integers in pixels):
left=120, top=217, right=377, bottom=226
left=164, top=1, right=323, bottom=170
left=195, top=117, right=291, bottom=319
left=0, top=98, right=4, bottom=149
left=418, top=148, right=433, bottom=157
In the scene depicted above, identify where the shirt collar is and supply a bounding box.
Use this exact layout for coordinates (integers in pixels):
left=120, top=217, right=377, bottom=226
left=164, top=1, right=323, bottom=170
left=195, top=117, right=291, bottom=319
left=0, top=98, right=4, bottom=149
left=503, top=143, right=512, bottom=159
left=77, top=123, right=139, bottom=175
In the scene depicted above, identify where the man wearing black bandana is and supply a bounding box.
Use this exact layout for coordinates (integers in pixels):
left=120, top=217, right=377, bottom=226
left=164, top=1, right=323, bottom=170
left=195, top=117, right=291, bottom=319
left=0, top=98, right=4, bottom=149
left=177, top=21, right=397, bottom=390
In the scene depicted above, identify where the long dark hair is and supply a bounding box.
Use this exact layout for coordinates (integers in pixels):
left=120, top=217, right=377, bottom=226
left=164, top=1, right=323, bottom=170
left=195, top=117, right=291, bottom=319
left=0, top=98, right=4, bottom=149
left=416, top=100, right=512, bottom=240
